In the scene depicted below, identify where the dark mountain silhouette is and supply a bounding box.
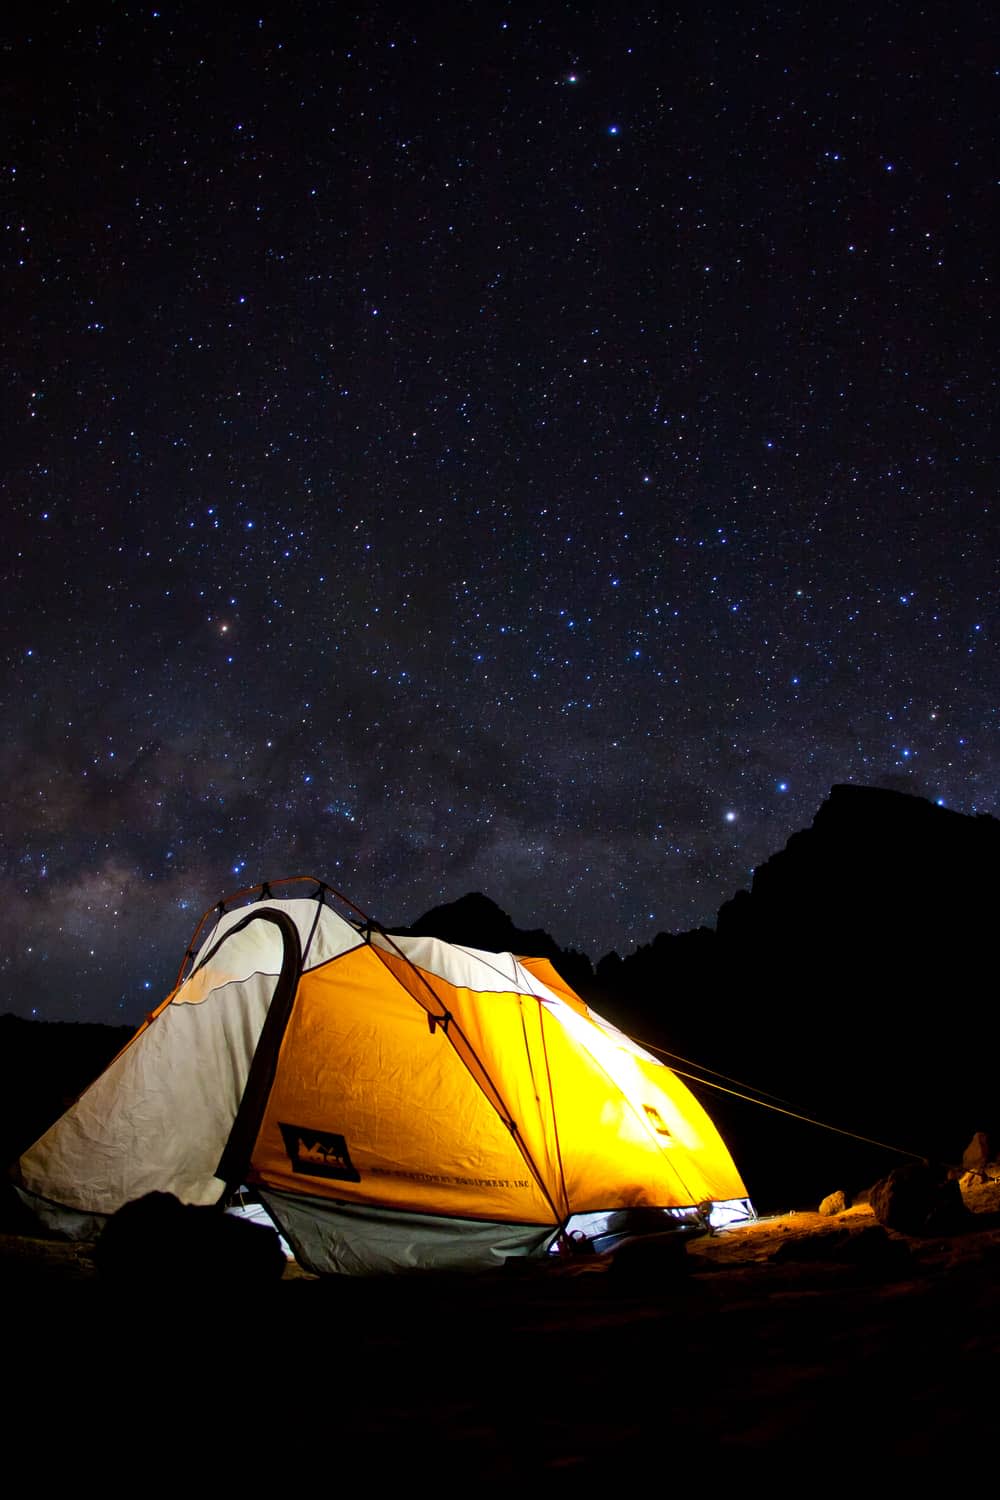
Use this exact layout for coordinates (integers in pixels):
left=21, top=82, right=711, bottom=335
left=716, top=782, right=998, bottom=957
left=403, top=787, right=1000, bottom=1210
left=0, top=1015, right=134, bottom=1216
left=582, top=785, right=1000, bottom=1208
left=394, top=891, right=596, bottom=995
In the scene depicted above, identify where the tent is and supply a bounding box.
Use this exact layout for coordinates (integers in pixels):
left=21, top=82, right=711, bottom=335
left=13, top=881, right=751, bottom=1273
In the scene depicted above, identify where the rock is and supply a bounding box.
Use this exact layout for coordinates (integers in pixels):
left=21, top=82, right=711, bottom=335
left=962, top=1132, right=992, bottom=1172
left=771, top=1224, right=910, bottom=1271
left=606, top=1231, right=691, bottom=1292
left=869, top=1162, right=971, bottom=1236
left=818, top=1190, right=847, bottom=1216
left=839, top=1224, right=912, bottom=1270
left=94, top=1191, right=287, bottom=1287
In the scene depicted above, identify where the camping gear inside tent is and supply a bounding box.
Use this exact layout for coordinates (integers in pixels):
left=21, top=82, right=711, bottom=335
left=12, top=880, right=752, bottom=1273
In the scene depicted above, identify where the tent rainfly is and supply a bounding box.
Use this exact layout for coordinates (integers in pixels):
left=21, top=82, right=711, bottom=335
left=13, top=881, right=752, bottom=1273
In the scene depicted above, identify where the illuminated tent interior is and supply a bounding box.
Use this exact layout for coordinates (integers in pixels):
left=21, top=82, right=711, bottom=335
left=13, top=881, right=752, bottom=1273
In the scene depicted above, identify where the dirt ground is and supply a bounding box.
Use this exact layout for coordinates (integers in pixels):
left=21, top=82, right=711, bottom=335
left=4, top=1182, right=999, bottom=1474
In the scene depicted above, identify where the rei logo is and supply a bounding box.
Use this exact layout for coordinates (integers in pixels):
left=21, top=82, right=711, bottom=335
left=278, top=1123, right=362, bottom=1181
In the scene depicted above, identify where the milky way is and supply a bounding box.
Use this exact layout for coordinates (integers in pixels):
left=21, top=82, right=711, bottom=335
left=3, top=5, right=995, bottom=1021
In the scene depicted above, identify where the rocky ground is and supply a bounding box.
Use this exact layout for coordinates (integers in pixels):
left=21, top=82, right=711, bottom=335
left=4, top=1176, right=999, bottom=1474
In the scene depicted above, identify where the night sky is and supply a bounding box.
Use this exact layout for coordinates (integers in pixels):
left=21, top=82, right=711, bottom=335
left=3, top=4, right=996, bottom=1024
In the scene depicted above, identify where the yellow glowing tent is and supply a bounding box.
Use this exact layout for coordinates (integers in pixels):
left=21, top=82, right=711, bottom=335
left=14, top=881, right=751, bottom=1273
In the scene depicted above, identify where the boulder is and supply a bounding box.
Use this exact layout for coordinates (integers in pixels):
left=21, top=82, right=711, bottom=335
left=962, top=1132, right=992, bottom=1173
left=94, top=1191, right=287, bottom=1287
left=818, top=1190, right=848, bottom=1216
left=771, top=1224, right=910, bottom=1271
left=869, top=1162, right=971, bottom=1236
left=606, top=1231, right=691, bottom=1292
